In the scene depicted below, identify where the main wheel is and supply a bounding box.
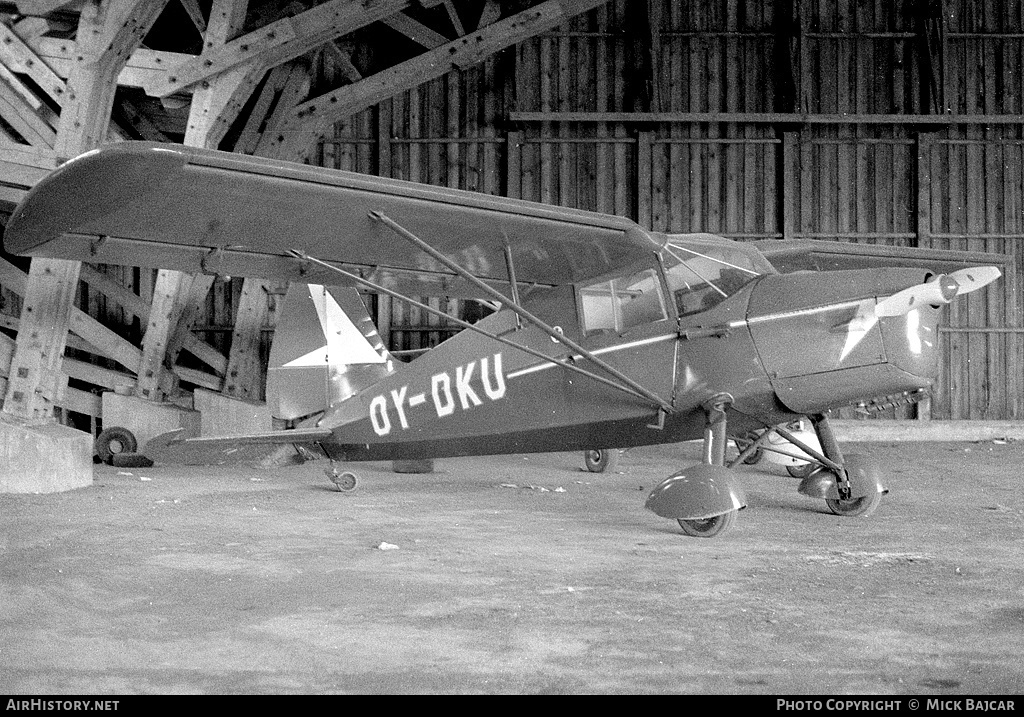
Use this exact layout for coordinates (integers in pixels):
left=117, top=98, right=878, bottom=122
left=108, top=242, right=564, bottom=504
left=825, top=489, right=882, bottom=518
left=584, top=449, right=619, bottom=473
left=733, top=437, right=762, bottom=465
left=95, top=426, right=138, bottom=465
left=787, top=462, right=816, bottom=479
left=677, top=509, right=738, bottom=538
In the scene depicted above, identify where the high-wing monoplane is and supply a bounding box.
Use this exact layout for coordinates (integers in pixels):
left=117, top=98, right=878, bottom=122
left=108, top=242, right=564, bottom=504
left=4, top=142, right=1001, bottom=537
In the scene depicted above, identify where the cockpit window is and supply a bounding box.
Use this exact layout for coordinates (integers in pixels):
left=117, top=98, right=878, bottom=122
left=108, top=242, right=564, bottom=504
left=664, top=240, right=766, bottom=317
left=580, top=268, right=667, bottom=335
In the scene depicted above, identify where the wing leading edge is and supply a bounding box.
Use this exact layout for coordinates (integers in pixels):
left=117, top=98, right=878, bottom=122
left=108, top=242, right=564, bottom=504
left=5, top=142, right=659, bottom=297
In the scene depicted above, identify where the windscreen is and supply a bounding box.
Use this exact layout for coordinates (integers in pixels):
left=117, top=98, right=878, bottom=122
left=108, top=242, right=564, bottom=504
left=663, top=238, right=772, bottom=317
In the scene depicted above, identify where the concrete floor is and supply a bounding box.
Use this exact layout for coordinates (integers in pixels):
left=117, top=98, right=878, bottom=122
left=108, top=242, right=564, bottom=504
left=2, top=440, right=1023, bottom=694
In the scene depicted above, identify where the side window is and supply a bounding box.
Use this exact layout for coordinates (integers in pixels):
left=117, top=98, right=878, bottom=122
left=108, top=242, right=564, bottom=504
left=580, top=268, right=667, bottom=335
left=665, top=247, right=761, bottom=317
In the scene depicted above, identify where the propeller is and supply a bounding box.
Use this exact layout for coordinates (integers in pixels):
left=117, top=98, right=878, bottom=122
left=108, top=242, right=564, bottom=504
left=874, top=266, right=1001, bottom=318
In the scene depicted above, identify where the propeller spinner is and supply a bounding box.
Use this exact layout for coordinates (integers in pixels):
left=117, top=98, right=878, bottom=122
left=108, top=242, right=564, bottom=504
left=874, top=266, right=1001, bottom=318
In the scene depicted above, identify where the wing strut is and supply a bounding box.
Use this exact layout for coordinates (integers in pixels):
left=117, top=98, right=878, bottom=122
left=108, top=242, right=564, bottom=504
left=502, top=241, right=522, bottom=329
left=367, top=211, right=675, bottom=413
left=288, top=250, right=669, bottom=411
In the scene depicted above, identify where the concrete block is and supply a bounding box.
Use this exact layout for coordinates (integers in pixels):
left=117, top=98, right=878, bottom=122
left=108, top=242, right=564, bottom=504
left=101, top=392, right=200, bottom=455
left=0, top=416, right=92, bottom=493
left=832, top=419, right=1024, bottom=442
left=193, top=388, right=271, bottom=437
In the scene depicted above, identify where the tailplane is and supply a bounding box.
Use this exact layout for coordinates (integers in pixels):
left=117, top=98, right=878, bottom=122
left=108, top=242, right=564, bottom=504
left=267, top=284, right=396, bottom=422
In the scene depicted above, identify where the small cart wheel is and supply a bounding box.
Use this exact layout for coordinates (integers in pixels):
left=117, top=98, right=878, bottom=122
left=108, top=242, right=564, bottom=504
left=95, top=426, right=138, bottom=465
left=677, top=509, right=738, bottom=538
left=584, top=449, right=619, bottom=473
left=825, top=489, right=882, bottom=518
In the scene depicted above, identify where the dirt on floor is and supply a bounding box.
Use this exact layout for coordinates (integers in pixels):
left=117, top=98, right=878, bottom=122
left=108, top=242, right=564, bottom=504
left=1, top=440, right=1023, bottom=695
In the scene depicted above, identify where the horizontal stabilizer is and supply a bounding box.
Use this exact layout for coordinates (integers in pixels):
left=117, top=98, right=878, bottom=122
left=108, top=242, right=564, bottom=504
left=144, top=426, right=333, bottom=466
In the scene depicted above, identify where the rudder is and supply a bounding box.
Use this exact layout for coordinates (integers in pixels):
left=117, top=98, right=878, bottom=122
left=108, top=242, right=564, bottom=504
left=267, top=284, right=396, bottom=422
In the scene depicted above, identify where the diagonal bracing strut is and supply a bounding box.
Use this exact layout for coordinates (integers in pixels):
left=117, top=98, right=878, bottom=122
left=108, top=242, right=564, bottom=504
left=288, top=250, right=670, bottom=410
left=367, top=211, right=675, bottom=413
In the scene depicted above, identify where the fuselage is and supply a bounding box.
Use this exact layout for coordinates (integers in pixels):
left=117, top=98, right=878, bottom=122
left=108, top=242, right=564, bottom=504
left=310, top=236, right=943, bottom=463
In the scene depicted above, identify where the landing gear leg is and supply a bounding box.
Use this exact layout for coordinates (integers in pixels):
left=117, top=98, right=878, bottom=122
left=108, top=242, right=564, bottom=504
left=785, top=414, right=885, bottom=517
left=646, top=393, right=746, bottom=538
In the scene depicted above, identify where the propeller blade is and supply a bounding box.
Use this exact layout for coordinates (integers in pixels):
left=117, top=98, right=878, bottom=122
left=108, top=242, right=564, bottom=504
left=947, top=266, right=1002, bottom=295
left=875, top=276, right=957, bottom=317
left=875, top=266, right=1001, bottom=318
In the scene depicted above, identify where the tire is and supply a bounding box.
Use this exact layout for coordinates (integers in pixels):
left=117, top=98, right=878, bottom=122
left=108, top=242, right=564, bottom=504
left=111, top=453, right=154, bottom=468
left=677, top=509, right=738, bottom=538
left=734, top=438, right=762, bottom=465
left=787, top=463, right=816, bottom=479
left=95, top=426, right=138, bottom=465
left=584, top=449, right=619, bottom=473
left=329, top=470, right=358, bottom=493
left=825, top=489, right=882, bottom=518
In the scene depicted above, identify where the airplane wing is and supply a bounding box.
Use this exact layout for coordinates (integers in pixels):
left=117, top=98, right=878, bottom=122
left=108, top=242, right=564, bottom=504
left=754, top=238, right=1011, bottom=275
left=4, top=141, right=659, bottom=298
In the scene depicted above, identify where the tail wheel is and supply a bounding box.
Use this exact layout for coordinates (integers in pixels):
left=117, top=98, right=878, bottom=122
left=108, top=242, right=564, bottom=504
left=677, top=509, right=738, bottom=538
left=328, top=469, right=358, bottom=493
left=95, top=426, right=138, bottom=465
left=584, top=449, right=619, bottom=473
left=825, top=490, right=882, bottom=518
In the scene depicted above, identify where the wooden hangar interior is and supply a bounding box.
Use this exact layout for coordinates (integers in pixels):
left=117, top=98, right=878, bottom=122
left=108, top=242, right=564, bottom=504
left=0, top=0, right=1020, bottom=492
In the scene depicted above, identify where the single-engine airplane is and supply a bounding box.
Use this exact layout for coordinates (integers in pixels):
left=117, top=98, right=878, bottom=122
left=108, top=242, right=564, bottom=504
left=3, top=142, right=1002, bottom=537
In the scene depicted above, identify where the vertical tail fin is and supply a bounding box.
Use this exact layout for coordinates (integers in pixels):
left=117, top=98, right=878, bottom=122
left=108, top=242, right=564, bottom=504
left=267, top=284, right=396, bottom=421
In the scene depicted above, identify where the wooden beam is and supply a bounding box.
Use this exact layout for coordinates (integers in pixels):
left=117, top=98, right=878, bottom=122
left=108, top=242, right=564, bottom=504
left=135, top=270, right=195, bottom=401
left=647, top=0, right=662, bottom=113
left=27, top=37, right=191, bottom=90
left=0, top=77, right=55, bottom=146
left=0, top=22, right=68, bottom=106
left=62, top=357, right=136, bottom=392
left=507, top=111, right=1024, bottom=125
left=12, top=17, right=54, bottom=43
left=252, top=61, right=310, bottom=156
left=268, top=0, right=613, bottom=160
left=178, top=0, right=207, bottom=34
left=150, top=20, right=297, bottom=98
left=476, top=0, right=501, bottom=30
left=165, top=273, right=224, bottom=372
left=383, top=11, right=450, bottom=49
left=321, top=39, right=362, bottom=84
left=77, top=264, right=227, bottom=376
left=177, top=0, right=407, bottom=148
left=173, top=364, right=222, bottom=392
left=55, top=0, right=170, bottom=159
left=117, top=97, right=171, bottom=141
left=221, top=278, right=268, bottom=400
left=146, top=0, right=411, bottom=97
left=440, top=0, right=465, bottom=36
left=14, top=1, right=84, bottom=15
left=0, top=142, right=59, bottom=173
left=0, top=155, right=52, bottom=188
left=232, top=62, right=291, bottom=154
left=3, top=0, right=168, bottom=419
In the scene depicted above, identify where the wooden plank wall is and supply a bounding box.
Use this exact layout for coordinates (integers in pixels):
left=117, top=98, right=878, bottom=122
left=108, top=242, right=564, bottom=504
left=4, top=0, right=1017, bottom=420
